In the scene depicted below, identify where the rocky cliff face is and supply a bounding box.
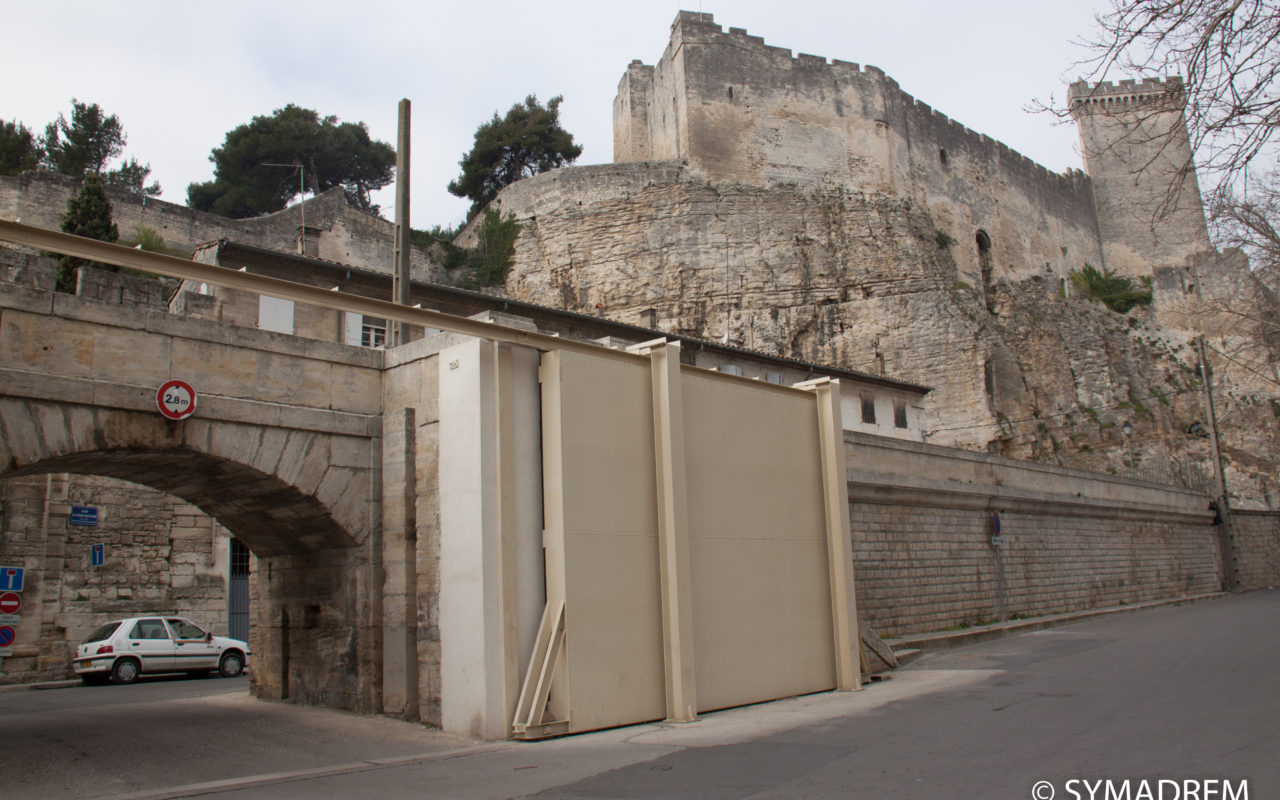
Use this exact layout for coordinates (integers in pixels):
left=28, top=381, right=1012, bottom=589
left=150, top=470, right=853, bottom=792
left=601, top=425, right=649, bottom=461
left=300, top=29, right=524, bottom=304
left=493, top=163, right=1279, bottom=508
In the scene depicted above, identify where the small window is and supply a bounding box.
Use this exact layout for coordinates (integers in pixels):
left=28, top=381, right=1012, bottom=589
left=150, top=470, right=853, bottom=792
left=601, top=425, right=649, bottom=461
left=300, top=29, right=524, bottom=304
left=230, top=538, right=251, bottom=580
left=765, top=371, right=783, bottom=385
left=939, top=148, right=948, bottom=166
left=130, top=619, right=170, bottom=641
left=362, top=319, right=388, bottom=348
left=861, top=394, right=876, bottom=424
left=893, top=399, right=908, bottom=429
left=720, top=364, right=743, bottom=376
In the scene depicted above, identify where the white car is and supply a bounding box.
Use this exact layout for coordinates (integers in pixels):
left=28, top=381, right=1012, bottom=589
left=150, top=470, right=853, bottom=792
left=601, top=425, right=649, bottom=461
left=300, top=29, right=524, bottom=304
left=73, top=616, right=250, bottom=685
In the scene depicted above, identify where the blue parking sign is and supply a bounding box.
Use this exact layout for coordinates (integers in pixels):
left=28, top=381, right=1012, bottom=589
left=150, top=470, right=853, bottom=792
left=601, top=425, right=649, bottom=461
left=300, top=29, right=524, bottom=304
left=0, top=566, right=24, bottom=592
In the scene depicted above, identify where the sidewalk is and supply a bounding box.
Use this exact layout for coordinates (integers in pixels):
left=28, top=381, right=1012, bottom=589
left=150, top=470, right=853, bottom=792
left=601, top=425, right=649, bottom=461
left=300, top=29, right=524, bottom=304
left=888, top=591, right=1227, bottom=661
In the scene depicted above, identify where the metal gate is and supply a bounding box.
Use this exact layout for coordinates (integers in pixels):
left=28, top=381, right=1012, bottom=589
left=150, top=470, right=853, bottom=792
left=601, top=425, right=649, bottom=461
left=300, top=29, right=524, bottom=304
left=228, top=538, right=250, bottom=642
left=511, top=341, right=859, bottom=738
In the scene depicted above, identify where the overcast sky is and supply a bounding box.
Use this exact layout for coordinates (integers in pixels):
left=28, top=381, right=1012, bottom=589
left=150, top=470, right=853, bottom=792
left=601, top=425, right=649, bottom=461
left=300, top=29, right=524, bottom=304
left=6, top=1, right=1110, bottom=231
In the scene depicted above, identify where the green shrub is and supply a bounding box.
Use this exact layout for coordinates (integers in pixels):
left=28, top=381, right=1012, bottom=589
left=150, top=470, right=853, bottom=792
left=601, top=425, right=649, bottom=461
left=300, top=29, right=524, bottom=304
left=1069, top=264, right=1152, bottom=313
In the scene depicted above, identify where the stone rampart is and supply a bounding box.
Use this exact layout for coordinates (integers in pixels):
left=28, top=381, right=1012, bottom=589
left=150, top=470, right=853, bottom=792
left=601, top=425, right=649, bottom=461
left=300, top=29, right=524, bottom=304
left=1069, top=77, right=1213, bottom=275
left=615, top=12, right=1105, bottom=285
left=844, top=431, right=1221, bottom=636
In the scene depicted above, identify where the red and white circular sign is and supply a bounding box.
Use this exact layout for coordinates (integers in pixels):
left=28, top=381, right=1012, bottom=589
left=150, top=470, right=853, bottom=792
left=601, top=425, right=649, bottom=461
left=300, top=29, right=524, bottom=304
left=156, top=380, right=198, bottom=421
left=0, top=592, right=19, bottom=615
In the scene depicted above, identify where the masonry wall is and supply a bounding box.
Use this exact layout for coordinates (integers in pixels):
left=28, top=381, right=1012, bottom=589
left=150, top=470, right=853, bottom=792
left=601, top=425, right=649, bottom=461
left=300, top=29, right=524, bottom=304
left=843, top=431, right=1221, bottom=636
left=1233, top=510, right=1280, bottom=592
left=380, top=334, right=450, bottom=726
left=0, top=258, right=238, bottom=684
left=616, top=12, right=1106, bottom=288
left=1070, top=79, right=1213, bottom=276
left=0, top=473, right=235, bottom=683
left=0, top=172, right=447, bottom=283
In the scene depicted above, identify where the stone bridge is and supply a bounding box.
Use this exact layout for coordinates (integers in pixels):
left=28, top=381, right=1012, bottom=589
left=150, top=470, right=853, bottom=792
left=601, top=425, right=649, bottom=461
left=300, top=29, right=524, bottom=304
left=1, top=279, right=385, bottom=710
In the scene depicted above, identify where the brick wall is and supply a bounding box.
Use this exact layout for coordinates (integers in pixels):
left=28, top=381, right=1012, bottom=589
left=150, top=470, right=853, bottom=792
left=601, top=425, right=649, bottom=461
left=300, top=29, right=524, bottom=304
left=845, top=431, right=1222, bottom=637
left=1232, top=510, right=1280, bottom=591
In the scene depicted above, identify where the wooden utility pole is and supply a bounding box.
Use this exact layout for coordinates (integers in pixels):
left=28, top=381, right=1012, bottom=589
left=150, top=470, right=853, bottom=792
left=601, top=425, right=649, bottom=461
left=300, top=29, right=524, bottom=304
left=392, top=99, right=412, bottom=346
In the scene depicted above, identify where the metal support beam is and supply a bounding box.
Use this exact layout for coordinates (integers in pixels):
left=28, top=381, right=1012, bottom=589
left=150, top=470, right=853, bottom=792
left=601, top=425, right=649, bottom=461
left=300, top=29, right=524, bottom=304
left=797, top=377, right=861, bottom=690
left=493, top=342, right=522, bottom=733
left=628, top=338, right=698, bottom=722
left=0, top=219, right=640, bottom=366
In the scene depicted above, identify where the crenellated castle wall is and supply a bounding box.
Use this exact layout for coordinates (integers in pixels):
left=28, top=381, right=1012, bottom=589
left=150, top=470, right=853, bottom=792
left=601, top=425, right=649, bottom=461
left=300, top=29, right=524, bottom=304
left=1069, top=78, right=1213, bottom=276
left=614, top=11, right=1106, bottom=292
left=494, top=11, right=1278, bottom=508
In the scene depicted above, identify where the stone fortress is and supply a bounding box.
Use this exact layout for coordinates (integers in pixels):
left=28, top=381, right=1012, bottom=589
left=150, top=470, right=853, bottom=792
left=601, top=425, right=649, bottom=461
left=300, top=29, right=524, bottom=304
left=488, top=11, right=1279, bottom=507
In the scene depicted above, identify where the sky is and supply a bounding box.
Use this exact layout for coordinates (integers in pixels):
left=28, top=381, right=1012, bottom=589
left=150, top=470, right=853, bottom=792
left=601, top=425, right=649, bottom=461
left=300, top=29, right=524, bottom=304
left=5, top=1, right=1112, bottom=231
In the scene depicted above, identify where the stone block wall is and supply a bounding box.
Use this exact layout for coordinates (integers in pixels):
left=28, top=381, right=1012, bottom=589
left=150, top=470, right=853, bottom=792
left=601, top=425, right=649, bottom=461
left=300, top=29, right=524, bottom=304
left=1069, top=79, right=1213, bottom=276
left=0, top=248, right=56, bottom=292
left=381, top=334, right=449, bottom=725
left=0, top=172, right=446, bottom=284
left=615, top=12, right=1106, bottom=289
left=844, top=431, right=1222, bottom=637
left=0, top=473, right=232, bottom=684
left=74, top=264, right=178, bottom=311
left=1232, top=511, right=1280, bottom=591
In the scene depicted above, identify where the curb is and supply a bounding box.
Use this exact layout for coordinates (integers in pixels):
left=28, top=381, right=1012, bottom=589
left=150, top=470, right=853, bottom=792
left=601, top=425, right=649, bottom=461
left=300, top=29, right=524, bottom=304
left=890, top=592, right=1229, bottom=655
left=0, top=679, right=79, bottom=693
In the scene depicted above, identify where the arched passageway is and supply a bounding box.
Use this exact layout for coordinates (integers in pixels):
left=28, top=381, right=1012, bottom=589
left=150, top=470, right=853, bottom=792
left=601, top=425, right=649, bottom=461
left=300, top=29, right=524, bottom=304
left=0, top=397, right=382, bottom=712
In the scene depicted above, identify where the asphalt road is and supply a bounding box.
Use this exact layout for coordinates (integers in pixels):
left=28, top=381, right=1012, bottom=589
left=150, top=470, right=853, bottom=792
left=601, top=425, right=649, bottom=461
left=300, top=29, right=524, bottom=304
left=2, top=590, right=1275, bottom=800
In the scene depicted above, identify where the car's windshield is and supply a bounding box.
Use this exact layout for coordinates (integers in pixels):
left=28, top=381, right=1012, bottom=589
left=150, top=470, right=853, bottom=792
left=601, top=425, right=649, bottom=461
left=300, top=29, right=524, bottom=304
left=84, top=622, right=121, bottom=644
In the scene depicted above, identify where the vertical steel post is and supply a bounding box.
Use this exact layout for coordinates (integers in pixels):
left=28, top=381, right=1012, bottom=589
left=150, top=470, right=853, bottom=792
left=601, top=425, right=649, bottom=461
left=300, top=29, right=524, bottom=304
left=797, top=377, right=862, bottom=691
left=628, top=338, right=699, bottom=722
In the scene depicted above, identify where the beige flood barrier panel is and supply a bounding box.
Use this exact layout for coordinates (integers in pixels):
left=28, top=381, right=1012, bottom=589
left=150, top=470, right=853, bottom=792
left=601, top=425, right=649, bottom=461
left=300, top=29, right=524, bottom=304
left=514, top=342, right=858, bottom=738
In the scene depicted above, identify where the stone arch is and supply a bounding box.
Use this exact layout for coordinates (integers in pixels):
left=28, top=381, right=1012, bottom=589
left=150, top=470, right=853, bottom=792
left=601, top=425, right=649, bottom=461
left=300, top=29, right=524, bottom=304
left=0, top=398, right=369, bottom=555
left=0, top=397, right=381, bottom=712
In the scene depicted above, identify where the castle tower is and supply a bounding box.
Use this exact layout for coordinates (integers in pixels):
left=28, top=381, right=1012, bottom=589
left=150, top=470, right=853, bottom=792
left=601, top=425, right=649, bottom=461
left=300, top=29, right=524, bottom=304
left=1069, top=78, right=1212, bottom=276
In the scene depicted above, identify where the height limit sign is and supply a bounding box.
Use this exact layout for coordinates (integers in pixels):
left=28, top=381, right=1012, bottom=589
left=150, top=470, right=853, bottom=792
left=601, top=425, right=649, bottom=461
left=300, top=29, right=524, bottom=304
left=157, top=380, right=198, bottom=421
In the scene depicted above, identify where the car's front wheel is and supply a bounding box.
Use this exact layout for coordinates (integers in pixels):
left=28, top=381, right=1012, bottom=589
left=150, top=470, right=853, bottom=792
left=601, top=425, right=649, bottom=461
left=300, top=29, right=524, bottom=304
left=219, top=652, right=244, bottom=678
left=111, top=658, right=140, bottom=684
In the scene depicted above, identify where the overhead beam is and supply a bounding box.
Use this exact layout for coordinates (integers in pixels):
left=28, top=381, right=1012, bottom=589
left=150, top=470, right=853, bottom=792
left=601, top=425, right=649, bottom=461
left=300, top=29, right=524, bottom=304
left=0, top=219, right=638, bottom=365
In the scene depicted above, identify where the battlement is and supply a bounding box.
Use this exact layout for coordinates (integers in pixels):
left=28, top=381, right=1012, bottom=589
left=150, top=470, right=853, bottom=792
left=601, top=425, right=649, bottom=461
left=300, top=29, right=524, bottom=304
left=1068, top=77, right=1184, bottom=110
left=641, top=11, right=1086, bottom=193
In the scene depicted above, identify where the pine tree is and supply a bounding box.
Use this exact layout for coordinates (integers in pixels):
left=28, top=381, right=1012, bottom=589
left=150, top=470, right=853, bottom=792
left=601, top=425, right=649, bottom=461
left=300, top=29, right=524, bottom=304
left=57, top=173, right=120, bottom=293
left=448, top=95, right=582, bottom=219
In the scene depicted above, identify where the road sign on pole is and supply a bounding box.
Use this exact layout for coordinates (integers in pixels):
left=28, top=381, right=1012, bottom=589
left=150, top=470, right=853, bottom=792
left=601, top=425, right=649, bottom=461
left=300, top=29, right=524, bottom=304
left=0, top=567, right=23, bottom=592
left=157, top=379, right=198, bottom=421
